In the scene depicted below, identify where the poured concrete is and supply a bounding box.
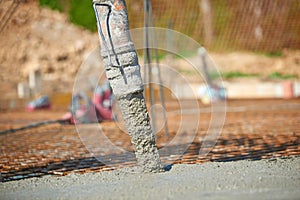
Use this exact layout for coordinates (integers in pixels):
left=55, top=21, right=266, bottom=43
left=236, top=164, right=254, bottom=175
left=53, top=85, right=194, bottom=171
left=1, top=157, right=299, bottom=200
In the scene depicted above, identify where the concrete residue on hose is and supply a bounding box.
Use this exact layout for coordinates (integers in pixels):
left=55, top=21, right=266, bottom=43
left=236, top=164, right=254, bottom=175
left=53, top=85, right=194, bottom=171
left=93, top=0, right=163, bottom=172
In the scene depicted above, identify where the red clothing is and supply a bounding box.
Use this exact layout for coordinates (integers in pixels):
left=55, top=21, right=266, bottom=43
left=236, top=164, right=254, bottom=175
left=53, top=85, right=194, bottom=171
left=93, top=81, right=113, bottom=121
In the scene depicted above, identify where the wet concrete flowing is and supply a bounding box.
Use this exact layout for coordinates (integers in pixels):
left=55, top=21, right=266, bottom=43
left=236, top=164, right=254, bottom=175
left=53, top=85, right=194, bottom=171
left=118, top=93, right=163, bottom=172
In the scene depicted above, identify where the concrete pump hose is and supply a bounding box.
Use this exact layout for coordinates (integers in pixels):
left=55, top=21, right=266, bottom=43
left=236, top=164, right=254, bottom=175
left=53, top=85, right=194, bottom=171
left=93, top=0, right=164, bottom=173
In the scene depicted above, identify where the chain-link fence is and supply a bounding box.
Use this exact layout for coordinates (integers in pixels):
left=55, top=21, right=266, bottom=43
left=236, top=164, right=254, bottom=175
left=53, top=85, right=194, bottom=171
left=127, top=0, right=300, bottom=52
left=1, top=0, right=299, bottom=52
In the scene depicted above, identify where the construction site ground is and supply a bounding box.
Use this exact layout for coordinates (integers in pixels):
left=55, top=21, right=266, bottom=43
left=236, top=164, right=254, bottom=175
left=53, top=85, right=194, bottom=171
left=0, top=98, right=300, bottom=199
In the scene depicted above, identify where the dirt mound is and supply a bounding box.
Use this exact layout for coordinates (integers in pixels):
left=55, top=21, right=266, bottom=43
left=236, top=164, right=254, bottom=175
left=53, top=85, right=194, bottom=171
left=0, top=0, right=98, bottom=97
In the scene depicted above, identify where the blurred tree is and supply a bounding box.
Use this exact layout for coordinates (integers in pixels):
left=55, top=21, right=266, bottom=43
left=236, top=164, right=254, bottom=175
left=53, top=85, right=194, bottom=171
left=69, top=0, right=97, bottom=31
left=39, top=0, right=64, bottom=11
left=39, top=0, right=97, bottom=32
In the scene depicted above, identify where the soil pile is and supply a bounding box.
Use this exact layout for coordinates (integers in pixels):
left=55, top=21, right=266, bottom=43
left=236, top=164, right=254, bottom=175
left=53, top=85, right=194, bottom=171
left=0, top=0, right=98, bottom=96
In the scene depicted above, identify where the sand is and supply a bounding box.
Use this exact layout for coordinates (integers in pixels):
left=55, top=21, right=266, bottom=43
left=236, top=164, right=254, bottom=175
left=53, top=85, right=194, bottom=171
left=1, top=156, right=299, bottom=200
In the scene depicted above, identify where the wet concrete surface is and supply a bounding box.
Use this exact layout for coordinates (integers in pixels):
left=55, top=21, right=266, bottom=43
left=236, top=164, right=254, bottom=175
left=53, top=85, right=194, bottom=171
left=1, top=157, right=299, bottom=200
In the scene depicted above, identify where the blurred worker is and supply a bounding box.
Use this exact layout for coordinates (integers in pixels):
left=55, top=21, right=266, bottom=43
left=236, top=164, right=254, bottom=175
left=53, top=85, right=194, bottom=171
left=61, top=80, right=114, bottom=124
left=92, top=80, right=114, bottom=121
left=26, top=95, right=51, bottom=111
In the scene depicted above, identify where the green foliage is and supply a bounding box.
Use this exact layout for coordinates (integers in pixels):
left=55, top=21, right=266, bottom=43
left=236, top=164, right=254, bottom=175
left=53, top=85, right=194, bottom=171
left=175, top=50, right=197, bottom=59
left=39, top=0, right=64, bottom=11
left=179, top=68, right=195, bottom=76
left=268, top=72, right=298, bottom=80
left=256, top=51, right=283, bottom=58
left=221, top=71, right=259, bottom=79
left=212, top=71, right=298, bottom=80
left=39, top=0, right=97, bottom=32
left=264, top=51, right=283, bottom=58
left=69, top=0, right=97, bottom=32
